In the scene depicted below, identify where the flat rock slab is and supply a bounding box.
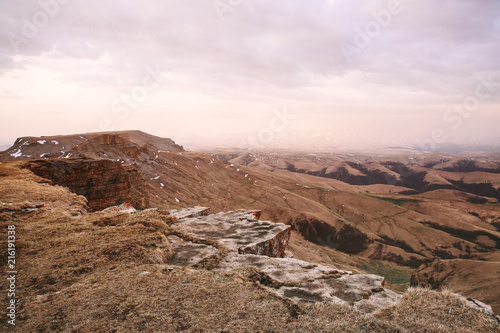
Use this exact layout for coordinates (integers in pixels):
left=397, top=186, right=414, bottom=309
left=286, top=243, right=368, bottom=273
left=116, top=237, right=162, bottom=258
left=218, top=252, right=351, bottom=283
left=169, top=206, right=210, bottom=219
left=217, top=253, right=400, bottom=314
left=171, top=210, right=291, bottom=257
left=167, top=235, right=217, bottom=266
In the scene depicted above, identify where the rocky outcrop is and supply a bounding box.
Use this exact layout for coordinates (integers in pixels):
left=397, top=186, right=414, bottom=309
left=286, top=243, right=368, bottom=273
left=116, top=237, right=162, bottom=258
left=165, top=207, right=401, bottom=314
left=24, top=158, right=148, bottom=211
left=171, top=210, right=291, bottom=257
left=165, top=208, right=500, bottom=316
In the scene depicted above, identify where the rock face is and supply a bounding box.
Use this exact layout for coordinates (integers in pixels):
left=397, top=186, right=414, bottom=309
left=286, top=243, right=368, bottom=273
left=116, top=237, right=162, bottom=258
left=171, top=210, right=291, bottom=257
left=167, top=207, right=401, bottom=314
left=74, top=134, right=147, bottom=159
left=24, top=158, right=148, bottom=211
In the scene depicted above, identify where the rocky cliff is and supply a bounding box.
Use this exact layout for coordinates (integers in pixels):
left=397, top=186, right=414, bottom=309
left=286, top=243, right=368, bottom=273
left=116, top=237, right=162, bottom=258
left=23, top=158, right=148, bottom=211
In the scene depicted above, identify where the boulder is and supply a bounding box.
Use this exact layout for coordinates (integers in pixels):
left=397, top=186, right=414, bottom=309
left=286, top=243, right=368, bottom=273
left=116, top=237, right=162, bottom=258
left=217, top=253, right=400, bottom=314
left=23, top=158, right=148, bottom=211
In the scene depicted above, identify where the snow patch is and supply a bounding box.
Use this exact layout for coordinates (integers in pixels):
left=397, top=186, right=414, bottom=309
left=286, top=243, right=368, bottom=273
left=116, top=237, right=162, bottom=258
left=10, top=149, right=22, bottom=158
left=37, top=140, right=46, bottom=144
left=154, top=176, right=160, bottom=180
left=51, top=140, right=59, bottom=145
left=175, top=197, right=180, bottom=202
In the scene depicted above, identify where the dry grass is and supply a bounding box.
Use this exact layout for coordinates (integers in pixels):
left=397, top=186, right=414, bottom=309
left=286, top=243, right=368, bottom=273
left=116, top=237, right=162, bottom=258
left=375, top=287, right=499, bottom=332
left=1, top=161, right=498, bottom=332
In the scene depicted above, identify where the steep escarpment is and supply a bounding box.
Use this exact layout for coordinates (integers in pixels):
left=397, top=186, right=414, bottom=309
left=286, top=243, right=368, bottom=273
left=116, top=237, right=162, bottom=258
left=23, top=158, right=148, bottom=211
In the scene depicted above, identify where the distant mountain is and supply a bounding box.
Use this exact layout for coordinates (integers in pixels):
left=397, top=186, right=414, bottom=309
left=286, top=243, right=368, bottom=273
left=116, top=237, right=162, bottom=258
left=0, top=130, right=184, bottom=162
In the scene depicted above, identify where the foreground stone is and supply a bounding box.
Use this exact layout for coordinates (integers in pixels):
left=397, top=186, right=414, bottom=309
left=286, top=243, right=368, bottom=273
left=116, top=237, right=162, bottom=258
left=167, top=235, right=218, bottom=266
left=217, top=253, right=400, bottom=314
left=171, top=210, right=291, bottom=257
left=169, top=206, right=210, bottom=219
left=163, top=208, right=498, bottom=317
left=165, top=208, right=399, bottom=314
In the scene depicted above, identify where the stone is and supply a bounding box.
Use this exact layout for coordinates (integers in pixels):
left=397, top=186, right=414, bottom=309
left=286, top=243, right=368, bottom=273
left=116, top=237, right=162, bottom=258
left=169, top=206, right=210, bottom=219
left=102, top=203, right=136, bottom=213
left=216, top=253, right=399, bottom=313
left=455, top=294, right=495, bottom=317
left=171, top=210, right=291, bottom=257
left=166, top=235, right=218, bottom=266
left=164, top=208, right=401, bottom=313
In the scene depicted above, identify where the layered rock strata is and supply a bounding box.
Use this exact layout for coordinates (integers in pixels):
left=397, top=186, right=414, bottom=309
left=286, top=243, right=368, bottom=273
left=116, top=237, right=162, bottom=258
left=23, top=158, right=148, bottom=211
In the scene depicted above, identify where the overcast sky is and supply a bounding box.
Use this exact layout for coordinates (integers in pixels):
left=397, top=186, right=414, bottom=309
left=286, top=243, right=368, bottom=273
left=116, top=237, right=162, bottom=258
left=1, top=0, right=499, bottom=150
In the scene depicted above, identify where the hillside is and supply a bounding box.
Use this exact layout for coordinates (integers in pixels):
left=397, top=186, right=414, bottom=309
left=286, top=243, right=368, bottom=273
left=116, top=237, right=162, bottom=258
left=411, top=256, right=500, bottom=313
left=1, top=131, right=500, bottom=310
left=0, top=161, right=498, bottom=331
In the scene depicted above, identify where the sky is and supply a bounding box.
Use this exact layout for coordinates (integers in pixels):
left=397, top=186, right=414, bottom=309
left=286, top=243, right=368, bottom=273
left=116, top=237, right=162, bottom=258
left=1, top=0, right=499, bottom=151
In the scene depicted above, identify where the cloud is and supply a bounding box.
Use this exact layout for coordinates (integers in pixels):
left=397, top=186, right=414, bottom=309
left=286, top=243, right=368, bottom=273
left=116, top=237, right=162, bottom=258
left=0, top=0, right=499, bottom=148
